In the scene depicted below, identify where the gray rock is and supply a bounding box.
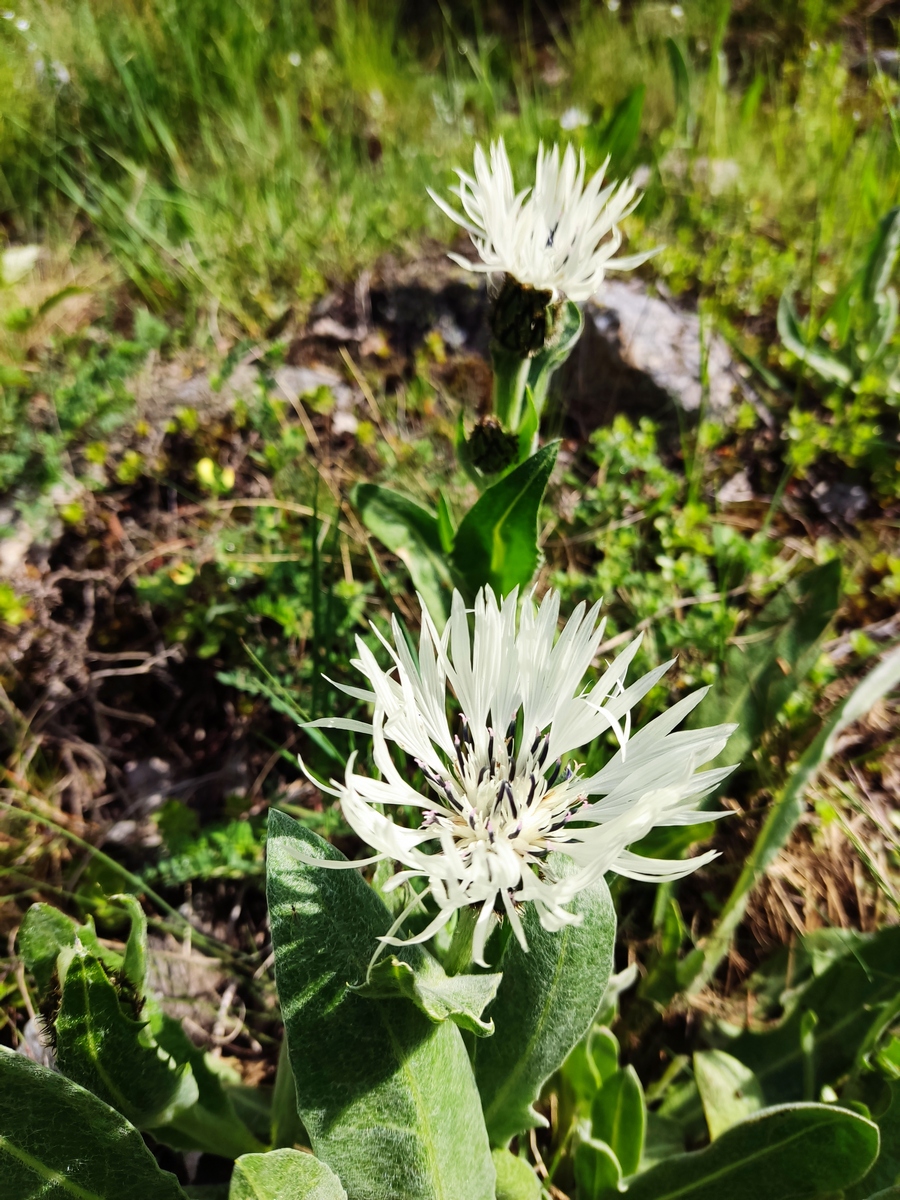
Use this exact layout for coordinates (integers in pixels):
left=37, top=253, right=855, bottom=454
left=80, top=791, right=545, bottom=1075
left=562, top=279, right=739, bottom=435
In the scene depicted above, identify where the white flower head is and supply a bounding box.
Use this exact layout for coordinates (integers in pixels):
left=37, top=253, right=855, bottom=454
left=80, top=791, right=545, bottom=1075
left=429, top=139, right=653, bottom=302
left=300, top=588, right=736, bottom=966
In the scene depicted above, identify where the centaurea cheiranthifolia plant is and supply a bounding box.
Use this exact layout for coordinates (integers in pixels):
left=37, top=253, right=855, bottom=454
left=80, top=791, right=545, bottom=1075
left=300, top=586, right=736, bottom=968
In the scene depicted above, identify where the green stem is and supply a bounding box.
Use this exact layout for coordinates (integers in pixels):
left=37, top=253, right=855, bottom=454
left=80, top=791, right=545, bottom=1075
left=491, top=345, right=531, bottom=432
left=444, top=905, right=478, bottom=977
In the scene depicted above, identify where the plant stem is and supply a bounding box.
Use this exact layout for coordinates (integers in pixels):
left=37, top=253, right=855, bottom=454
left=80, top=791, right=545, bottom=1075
left=444, top=905, right=478, bottom=976
left=491, top=346, right=531, bottom=432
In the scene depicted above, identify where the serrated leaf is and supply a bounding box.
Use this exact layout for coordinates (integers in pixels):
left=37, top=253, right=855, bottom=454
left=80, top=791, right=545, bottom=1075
left=694, top=1050, right=765, bottom=1140
left=0, top=1047, right=188, bottom=1200
left=229, top=1149, right=347, bottom=1200
left=450, top=441, right=558, bottom=598
left=266, top=810, right=495, bottom=1200
left=591, top=1065, right=646, bottom=1176
left=777, top=290, right=853, bottom=385
left=473, top=855, right=616, bottom=1146
left=354, top=484, right=453, bottom=624
left=622, top=1103, right=879, bottom=1200
left=55, top=950, right=197, bottom=1128
left=574, top=1137, right=621, bottom=1200
left=353, top=953, right=501, bottom=1036
left=492, top=1149, right=542, bottom=1200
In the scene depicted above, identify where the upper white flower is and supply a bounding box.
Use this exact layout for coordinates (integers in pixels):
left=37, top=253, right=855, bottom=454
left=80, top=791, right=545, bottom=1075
left=428, top=139, right=651, bottom=302
left=302, top=588, right=735, bottom=966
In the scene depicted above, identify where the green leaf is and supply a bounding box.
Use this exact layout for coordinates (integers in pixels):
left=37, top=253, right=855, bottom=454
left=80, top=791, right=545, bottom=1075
left=55, top=950, right=198, bottom=1128
left=0, top=1047, right=188, bottom=1200
left=847, top=1081, right=900, bottom=1200
left=695, top=645, right=900, bottom=990
left=18, top=903, right=78, bottom=996
left=591, top=1065, right=646, bottom=1177
left=623, top=1103, right=879, bottom=1200
left=473, top=855, right=616, bottom=1146
left=229, top=1150, right=347, bottom=1200
left=149, top=1013, right=266, bottom=1158
left=694, top=1050, right=765, bottom=1140
left=266, top=810, right=495, bottom=1200
left=527, top=301, right=584, bottom=418
left=777, top=290, right=853, bottom=385
left=688, top=559, right=841, bottom=773
left=353, top=484, right=453, bottom=624
left=726, top=926, right=900, bottom=1103
left=596, top=85, right=645, bottom=174
left=666, top=38, right=692, bottom=125
left=271, top=1036, right=306, bottom=1151
left=353, top=953, right=502, bottom=1036
left=491, top=1149, right=542, bottom=1200
left=862, top=207, right=900, bottom=307
left=450, top=441, right=558, bottom=598
left=574, top=1137, right=621, bottom=1200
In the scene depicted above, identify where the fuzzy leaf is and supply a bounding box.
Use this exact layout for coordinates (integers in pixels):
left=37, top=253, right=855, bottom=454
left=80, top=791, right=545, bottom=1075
left=113, top=893, right=148, bottom=993
left=0, top=1048, right=188, bottom=1200
left=55, top=950, right=197, bottom=1128
left=623, top=1103, right=879, bottom=1200
left=18, top=903, right=79, bottom=996
left=694, top=1050, right=765, bottom=1141
left=574, top=1137, right=621, bottom=1200
left=473, top=855, right=616, bottom=1146
left=450, top=441, right=558, bottom=598
left=353, top=953, right=502, bottom=1036
left=229, top=1149, right=347, bottom=1200
left=266, top=811, right=495, bottom=1200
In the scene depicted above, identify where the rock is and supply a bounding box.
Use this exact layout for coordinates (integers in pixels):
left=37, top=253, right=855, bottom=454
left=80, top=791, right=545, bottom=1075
left=811, top=479, right=869, bottom=523
left=562, top=279, right=739, bottom=436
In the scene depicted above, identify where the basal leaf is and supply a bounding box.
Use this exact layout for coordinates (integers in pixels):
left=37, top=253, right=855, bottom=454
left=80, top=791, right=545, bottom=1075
left=230, top=1149, right=347, bottom=1200
left=0, top=1047, right=188, bottom=1200
left=266, top=811, right=495, bottom=1200
left=353, top=484, right=453, bottom=624
left=574, top=1137, right=621, bottom=1200
left=591, top=1065, right=646, bottom=1176
left=623, top=1103, right=879, bottom=1200
left=55, top=949, right=197, bottom=1128
left=353, top=953, right=502, bottom=1036
left=777, top=291, right=853, bottom=385
left=694, top=1050, right=764, bottom=1140
left=473, top=855, right=616, bottom=1146
left=450, top=441, right=558, bottom=599
left=491, top=1149, right=542, bottom=1200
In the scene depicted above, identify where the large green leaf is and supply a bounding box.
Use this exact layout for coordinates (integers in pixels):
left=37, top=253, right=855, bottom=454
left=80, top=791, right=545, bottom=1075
left=725, top=926, right=900, bottom=1101
left=623, top=1103, right=879, bottom=1200
left=694, top=645, right=900, bottom=989
left=353, top=484, right=453, bottom=624
left=847, top=1082, right=900, bottom=1200
left=229, top=1150, right=347, bottom=1200
left=353, top=952, right=502, bottom=1036
left=473, top=856, right=616, bottom=1146
left=266, top=810, right=495, bottom=1200
left=55, top=949, right=197, bottom=1128
left=0, top=1048, right=188, bottom=1200
left=591, top=1065, right=646, bottom=1177
left=450, top=441, right=558, bottom=598
left=687, top=559, right=840, bottom=773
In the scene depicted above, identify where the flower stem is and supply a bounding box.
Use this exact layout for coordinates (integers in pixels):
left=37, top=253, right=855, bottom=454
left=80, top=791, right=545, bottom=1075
left=444, top=905, right=478, bottom=976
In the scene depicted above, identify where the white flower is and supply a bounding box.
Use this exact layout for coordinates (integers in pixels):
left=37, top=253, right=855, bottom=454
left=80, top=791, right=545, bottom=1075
left=299, top=588, right=736, bottom=966
left=429, top=139, right=652, bottom=302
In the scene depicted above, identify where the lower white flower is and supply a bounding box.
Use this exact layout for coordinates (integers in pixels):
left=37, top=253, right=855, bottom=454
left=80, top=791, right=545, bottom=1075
left=300, top=588, right=736, bottom=966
